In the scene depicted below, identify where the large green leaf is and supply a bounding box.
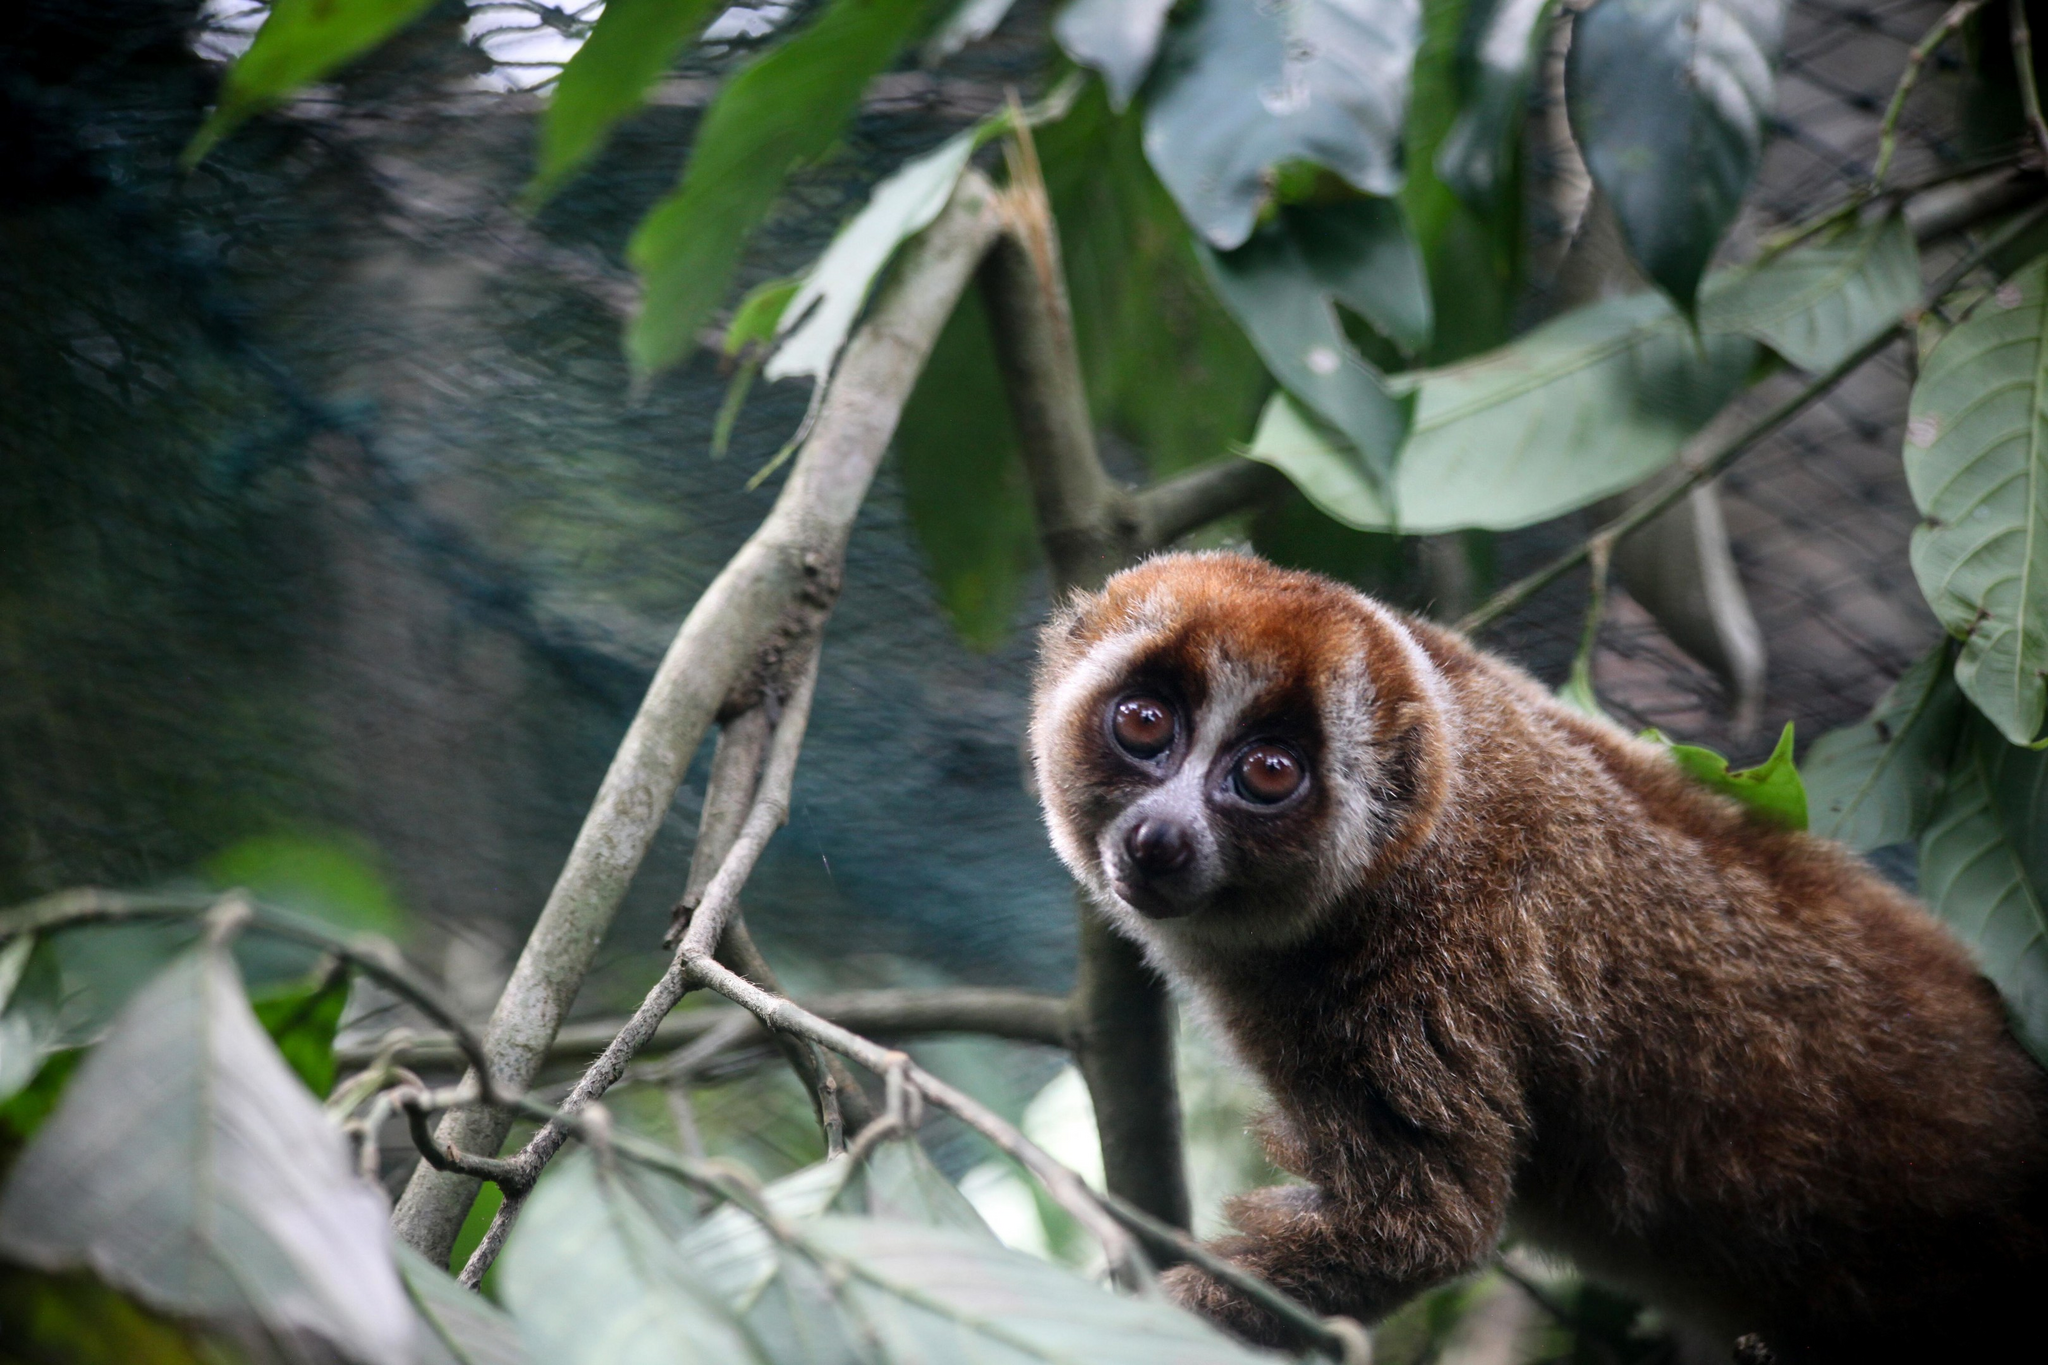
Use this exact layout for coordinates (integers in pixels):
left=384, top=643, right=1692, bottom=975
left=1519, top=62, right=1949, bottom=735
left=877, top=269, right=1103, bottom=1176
left=1918, top=718, right=2048, bottom=1065
left=526, top=0, right=724, bottom=207
left=1142, top=0, right=1424, bottom=249
left=1435, top=0, right=1552, bottom=212
left=398, top=1243, right=533, bottom=1365
left=1646, top=722, right=1807, bottom=830
left=1054, top=0, right=1178, bottom=109
left=806, top=1216, right=1274, bottom=1363
left=1702, top=214, right=1921, bottom=375
left=1803, top=647, right=1965, bottom=851
left=250, top=967, right=350, bottom=1098
left=500, top=1153, right=766, bottom=1365
left=1905, top=256, right=2048, bottom=745
left=0, top=947, right=412, bottom=1364
left=185, top=0, right=439, bottom=165
left=1247, top=291, right=1753, bottom=532
left=626, top=0, right=932, bottom=378
left=1566, top=0, right=1785, bottom=310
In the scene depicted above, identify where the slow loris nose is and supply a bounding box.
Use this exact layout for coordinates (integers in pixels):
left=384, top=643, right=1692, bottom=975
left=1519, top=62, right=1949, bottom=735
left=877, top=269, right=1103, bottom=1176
left=1125, top=817, right=1194, bottom=876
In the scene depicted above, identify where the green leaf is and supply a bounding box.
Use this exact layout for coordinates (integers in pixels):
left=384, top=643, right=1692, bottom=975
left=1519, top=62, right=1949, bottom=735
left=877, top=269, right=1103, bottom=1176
left=205, top=831, right=406, bottom=938
left=626, top=0, right=932, bottom=379
left=501, top=1153, right=766, bottom=1365
left=1905, top=256, right=2048, bottom=746
left=0, top=1048, right=83, bottom=1143
left=0, top=934, right=41, bottom=1104
left=1803, top=646, right=1965, bottom=851
left=896, top=290, right=1038, bottom=649
left=250, top=967, right=350, bottom=1098
left=1566, top=0, right=1786, bottom=310
left=805, top=1216, right=1276, bottom=1362
left=1919, top=717, right=2048, bottom=1065
left=0, top=1267, right=226, bottom=1365
left=853, top=1137, right=995, bottom=1235
left=398, top=1243, right=533, bottom=1365
left=1701, top=214, right=1921, bottom=374
left=765, top=128, right=980, bottom=387
left=0, top=947, right=413, bottom=1364
left=185, top=0, right=439, bottom=165
left=1646, top=721, right=1808, bottom=830
left=727, top=279, right=803, bottom=357
left=527, top=0, right=724, bottom=208
left=1054, top=0, right=1177, bottom=110
left=1436, top=0, right=1553, bottom=212
left=1142, top=0, right=1424, bottom=250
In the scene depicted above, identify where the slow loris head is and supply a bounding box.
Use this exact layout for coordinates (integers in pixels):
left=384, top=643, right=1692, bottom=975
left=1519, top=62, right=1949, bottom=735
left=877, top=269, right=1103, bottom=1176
left=1030, top=552, right=1455, bottom=952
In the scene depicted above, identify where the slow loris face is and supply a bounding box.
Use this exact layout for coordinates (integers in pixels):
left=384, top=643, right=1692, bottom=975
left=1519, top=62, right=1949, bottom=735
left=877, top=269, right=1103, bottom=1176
left=1030, top=553, right=1451, bottom=952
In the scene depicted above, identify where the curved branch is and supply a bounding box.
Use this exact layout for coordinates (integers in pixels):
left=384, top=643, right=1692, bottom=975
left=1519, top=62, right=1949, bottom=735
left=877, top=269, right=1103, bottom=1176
left=1135, top=458, right=1287, bottom=552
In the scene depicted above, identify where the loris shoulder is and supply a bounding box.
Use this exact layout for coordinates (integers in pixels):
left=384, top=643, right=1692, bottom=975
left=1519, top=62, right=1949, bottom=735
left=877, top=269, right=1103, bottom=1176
left=1028, top=550, right=2048, bottom=1363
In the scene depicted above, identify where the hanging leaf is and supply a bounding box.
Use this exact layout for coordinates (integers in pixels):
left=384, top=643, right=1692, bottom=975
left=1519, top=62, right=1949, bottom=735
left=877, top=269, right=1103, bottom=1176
left=1142, top=0, right=1424, bottom=250
left=185, top=0, right=440, bottom=165
left=626, top=0, right=932, bottom=378
left=765, top=129, right=981, bottom=388
left=1436, top=0, right=1554, bottom=212
left=1905, top=256, right=2048, bottom=746
left=1566, top=0, right=1786, bottom=311
left=526, top=0, right=725, bottom=208
left=1054, top=0, right=1178, bottom=110
left=1803, top=647, right=1965, bottom=851
left=0, top=947, right=413, bottom=1365
left=250, top=966, right=350, bottom=1098
left=1701, top=214, right=1922, bottom=374
left=806, top=1217, right=1275, bottom=1363
left=1918, top=718, right=2048, bottom=1065
left=1644, top=722, right=1807, bottom=830
left=501, top=1153, right=767, bottom=1365
left=399, top=1243, right=534, bottom=1365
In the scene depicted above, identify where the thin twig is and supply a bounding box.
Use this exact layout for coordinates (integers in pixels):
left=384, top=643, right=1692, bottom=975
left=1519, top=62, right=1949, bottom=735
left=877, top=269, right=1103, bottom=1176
left=2013, top=0, right=2048, bottom=167
left=1872, top=0, right=1989, bottom=191
left=1458, top=195, right=2048, bottom=636
left=459, top=1190, right=524, bottom=1290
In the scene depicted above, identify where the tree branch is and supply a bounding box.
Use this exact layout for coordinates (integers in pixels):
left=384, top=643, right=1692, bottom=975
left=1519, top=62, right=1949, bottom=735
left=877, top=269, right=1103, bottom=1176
left=1134, top=458, right=1287, bottom=552
left=389, top=168, right=1005, bottom=1265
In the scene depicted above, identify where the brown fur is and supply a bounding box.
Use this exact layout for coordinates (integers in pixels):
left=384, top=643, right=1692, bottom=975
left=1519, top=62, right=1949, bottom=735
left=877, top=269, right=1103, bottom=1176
left=1028, top=552, right=2048, bottom=1362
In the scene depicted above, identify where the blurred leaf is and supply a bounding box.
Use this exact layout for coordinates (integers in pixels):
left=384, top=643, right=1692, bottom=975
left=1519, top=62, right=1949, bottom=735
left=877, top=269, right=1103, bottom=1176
left=1054, top=0, right=1177, bottom=110
left=1143, top=0, right=1424, bottom=249
left=1645, top=722, right=1807, bottom=830
left=1804, top=646, right=1965, bottom=850
left=895, top=290, right=1037, bottom=649
left=526, top=0, right=724, bottom=207
left=1038, top=84, right=1270, bottom=479
left=677, top=1157, right=859, bottom=1307
left=727, top=279, right=803, bottom=356
left=0, top=947, right=412, bottom=1365
left=1919, top=716, right=2048, bottom=1065
left=1702, top=214, right=1921, bottom=373
left=854, top=1137, right=994, bottom=1235
left=1906, top=256, right=2048, bottom=745
left=0, top=935, right=40, bottom=1104
left=1557, top=657, right=1610, bottom=721
left=205, top=831, right=404, bottom=938
left=806, top=1216, right=1275, bottom=1362
left=501, top=1153, right=766, bottom=1365
left=397, top=1243, right=532, bottom=1365
left=1200, top=212, right=1414, bottom=488
left=765, top=129, right=980, bottom=387
left=185, top=0, right=439, bottom=165
left=925, top=0, right=1022, bottom=63
left=0, top=1267, right=228, bottom=1365
left=626, top=0, right=932, bottom=378
left=1566, top=0, right=1786, bottom=311
left=0, top=1048, right=82, bottom=1144
left=1436, top=0, right=1552, bottom=212
left=250, top=967, right=349, bottom=1098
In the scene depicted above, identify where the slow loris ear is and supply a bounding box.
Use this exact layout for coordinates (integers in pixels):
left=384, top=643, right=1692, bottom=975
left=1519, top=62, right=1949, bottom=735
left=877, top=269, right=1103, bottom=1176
left=1363, top=698, right=1453, bottom=878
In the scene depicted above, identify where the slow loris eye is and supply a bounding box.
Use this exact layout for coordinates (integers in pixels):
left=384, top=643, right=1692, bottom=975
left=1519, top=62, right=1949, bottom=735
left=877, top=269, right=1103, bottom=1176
left=1234, top=744, right=1304, bottom=803
left=1112, top=697, right=1175, bottom=758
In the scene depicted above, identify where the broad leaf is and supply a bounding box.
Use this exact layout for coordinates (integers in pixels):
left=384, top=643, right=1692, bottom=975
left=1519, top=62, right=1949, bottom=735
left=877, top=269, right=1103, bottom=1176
left=501, top=1153, right=766, bottom=1365
left=186, top=0, right=439, bottom=165
left=1247, top=291, right=1753, bottom=532
left=0, top=934, right=40, bottom=1103
left=1566, top=0, right=1785, bottom=310
left=857, top=1137, right=995, bottom=1235
left=1804, top=647, right=1964, bottom=850
left=807, top=1216, right=1275, bottom=1362
left=627, top=0, right=931, bottom=378
left=1436, top=0, right=1553, bottom=212
left=1143, top=0, right=1424, bottom=249
left=1918, top=719, right=2048, bottom=1065
left=765, top=129, right=981, bottom=387
left=1702, top=215, right=1921, bottom=374
left=526, top=0, right=724, bottom=207
left=399, top=1243, right=533, bottom=1365
left=1647, top=722, right=1807, bottom=830
left=1905, top=256, right=2048, bottom=745
left=250, top=968, right=350, bottom=1098
left=1055, top=0, right=1178, bottom=110
left=0, top=947, right=412, bottom=1365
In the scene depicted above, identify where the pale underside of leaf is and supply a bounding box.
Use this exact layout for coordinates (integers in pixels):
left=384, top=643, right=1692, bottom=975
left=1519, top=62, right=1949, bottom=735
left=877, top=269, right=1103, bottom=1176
left=1802, top=646, right=1962, bottom=851
left=1701, top=214, right=1920, bottom=374
left=398, top=1243, right=534, bottom=1365
left=1053, top=0, right=1178, bottom=110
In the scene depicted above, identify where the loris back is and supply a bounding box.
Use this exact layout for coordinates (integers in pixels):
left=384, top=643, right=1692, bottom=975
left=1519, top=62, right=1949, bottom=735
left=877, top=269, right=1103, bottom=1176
left=1029, top=551, right=2048, bottom=1362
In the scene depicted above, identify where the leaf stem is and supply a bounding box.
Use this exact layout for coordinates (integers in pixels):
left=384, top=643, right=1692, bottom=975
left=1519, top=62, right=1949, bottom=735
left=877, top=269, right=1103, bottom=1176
left=2013, top=0, right=2048, bottom=168
left=1872, top=0, right=1991, bottom=192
